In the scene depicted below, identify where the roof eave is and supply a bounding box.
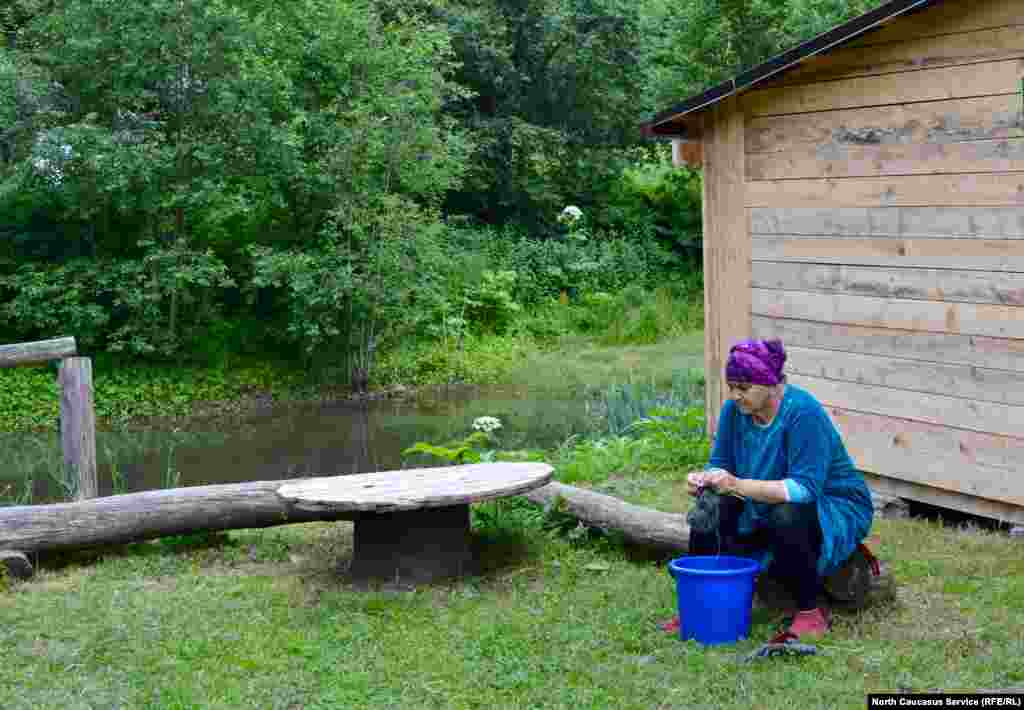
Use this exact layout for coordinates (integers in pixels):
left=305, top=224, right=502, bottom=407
left=640, top=0, right=944, bottom=138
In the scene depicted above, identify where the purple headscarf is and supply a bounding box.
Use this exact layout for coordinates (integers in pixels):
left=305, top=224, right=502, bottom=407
left=725, top=338, right=786, bottom=386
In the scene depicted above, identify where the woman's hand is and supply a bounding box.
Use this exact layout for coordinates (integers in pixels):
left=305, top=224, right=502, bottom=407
left=686, top=471, right=708, bottom=497
left=695, top=470, right=787, bottom=503
left=704, top=469, right=742, bottom=497
left=687, top=468, right=734, bottom=497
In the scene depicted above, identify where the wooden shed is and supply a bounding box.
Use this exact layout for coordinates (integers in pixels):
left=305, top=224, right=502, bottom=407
left=641, top=0, right=1024, bottom=524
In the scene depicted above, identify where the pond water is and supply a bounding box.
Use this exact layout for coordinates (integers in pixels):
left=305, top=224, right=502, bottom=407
left=1, top=379, right=703, bottom=504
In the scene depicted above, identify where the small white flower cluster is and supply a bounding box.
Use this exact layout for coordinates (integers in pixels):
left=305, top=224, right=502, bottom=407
left=558, top=205, right=583, bottom=226
left=472, top=416, right=502, bottom=434
left=31, top=157, right=63, bottom=187
left=31, top=141, right=73, bottom=188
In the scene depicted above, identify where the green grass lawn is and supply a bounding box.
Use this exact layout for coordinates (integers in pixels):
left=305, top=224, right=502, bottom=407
left=496, top=332, right=705, bottom=392
left=3, top=487, right=1022, bottom=709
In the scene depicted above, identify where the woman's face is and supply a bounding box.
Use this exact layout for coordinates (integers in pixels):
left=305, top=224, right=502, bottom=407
left=727, top=381, right=774, bottom=415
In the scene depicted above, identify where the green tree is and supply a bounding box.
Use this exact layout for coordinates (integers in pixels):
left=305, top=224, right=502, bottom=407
left=641, top=0, right=882, bottom=114
left=0, top=0, right=470, bottom=362
left=437, top=0, right=646, bottom=230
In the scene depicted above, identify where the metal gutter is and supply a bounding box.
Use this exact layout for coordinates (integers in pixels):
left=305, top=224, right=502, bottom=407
left=641, top=0, right=946, bottom=137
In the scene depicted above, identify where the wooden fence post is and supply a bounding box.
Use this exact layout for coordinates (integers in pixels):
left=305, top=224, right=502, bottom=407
left=59, top=357, right=97, bottom=500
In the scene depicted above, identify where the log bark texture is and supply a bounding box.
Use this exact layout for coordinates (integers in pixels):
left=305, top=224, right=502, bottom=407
left=523, top=481, right=690, bottom=551
left=0, top=337, right=76, bottom=368
left=0, top=480, right=358, bottom=554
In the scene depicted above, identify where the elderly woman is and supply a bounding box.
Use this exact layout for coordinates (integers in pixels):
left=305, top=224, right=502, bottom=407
left=681, top=338, right=875, bottom=641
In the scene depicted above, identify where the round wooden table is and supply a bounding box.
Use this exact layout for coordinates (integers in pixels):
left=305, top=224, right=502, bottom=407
left=276, top=462, right=553, bottom=584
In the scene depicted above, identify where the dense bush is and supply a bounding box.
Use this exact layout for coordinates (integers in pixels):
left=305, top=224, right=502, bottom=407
left=0, top=0, right=469, bottom=365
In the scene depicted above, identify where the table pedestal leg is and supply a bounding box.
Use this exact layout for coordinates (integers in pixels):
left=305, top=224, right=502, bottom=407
left=350, top=504, right=475, bottom=585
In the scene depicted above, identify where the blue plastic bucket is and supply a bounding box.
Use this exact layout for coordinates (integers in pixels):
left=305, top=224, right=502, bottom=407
left=668, top=555, right=760, bottom=645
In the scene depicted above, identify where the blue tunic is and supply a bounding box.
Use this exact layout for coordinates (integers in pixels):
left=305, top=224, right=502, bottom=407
left=704, top=384, right=874, bottom=578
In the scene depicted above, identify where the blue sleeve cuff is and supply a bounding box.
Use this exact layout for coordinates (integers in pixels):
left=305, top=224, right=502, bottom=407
left=783, top=478, right=812, bottom=503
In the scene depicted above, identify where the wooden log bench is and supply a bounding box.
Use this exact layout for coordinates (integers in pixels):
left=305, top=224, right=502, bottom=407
left=277, top=462, right=553, bottom=585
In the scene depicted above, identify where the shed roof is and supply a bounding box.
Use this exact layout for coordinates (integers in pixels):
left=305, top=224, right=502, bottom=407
left=640, top=0, right=946, bottom=138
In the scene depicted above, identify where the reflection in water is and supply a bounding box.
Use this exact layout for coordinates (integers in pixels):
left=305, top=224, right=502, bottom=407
left=1, top=379, right=705, bottom=503
left=0, top=385, right=606, bottom=501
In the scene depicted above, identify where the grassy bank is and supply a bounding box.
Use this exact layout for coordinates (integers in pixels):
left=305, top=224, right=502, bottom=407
left=0, top=284, right=702, bottom=434
left=375, top=283, right=704, bottom=390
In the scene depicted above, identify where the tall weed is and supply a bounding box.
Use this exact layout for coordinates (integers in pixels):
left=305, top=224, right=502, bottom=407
left=553, top=436, right=650, bottom=485
left=593, top=367, right=704, bottom=436
left=629, top=405, right=710, bottom=473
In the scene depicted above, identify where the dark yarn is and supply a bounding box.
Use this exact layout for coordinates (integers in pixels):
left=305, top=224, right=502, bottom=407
left=687, top=486, right=724, bottom=554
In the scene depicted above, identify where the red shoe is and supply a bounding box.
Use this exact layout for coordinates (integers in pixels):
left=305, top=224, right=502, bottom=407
left=659, top=616, right=680, bottom=633
left=785, top=608, right=830, bottom=640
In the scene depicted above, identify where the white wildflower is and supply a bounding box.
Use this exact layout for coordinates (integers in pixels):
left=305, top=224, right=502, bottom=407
left=472, top=416, right=502, bottom=434
left=30, top=137, right=72, bottom=188
left=558, top=205, right=583, bottom=225
left=31, top=157, right=64, bottom=187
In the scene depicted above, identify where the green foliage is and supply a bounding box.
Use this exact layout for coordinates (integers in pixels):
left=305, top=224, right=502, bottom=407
left=161, top=435, right=181, bottom=490
left=598, top=370, right=703, bottom=436
left=0, top=366, right=59, bottom=431
left=0, top=0, right=895, bottom=384
left=461, top=270, right=522, bottom=335
left=403, top=430, right=496, bottom=465
left=460, top=221, right=674, bottom=308
left=109, top=462, right=127, bottom=496
left=470, top=495, right=551, bottom=543
left=554, top=435, right=650, bottom=485
left=512, top=280, right=701, bottom=347
left=440, top=0, right=646, bottom=231
left=0, top=240, right=234, bottom=355
left=375, top=331, right=533, bottom=387
left=0, top=356, right=308, bottom=433
left=629, top=405, right=711, bottom=472
left=0, top=0, right=471, bottom=368
left=598, top=285, right=696, bottom=345
left=546, top=402, right=709, bottom=493
left=0, top=261, right=110, bottom=349
left=247, top=242, right=355, bottom=357
left=641, top=0, right=882, bottom=113
left=608, top=162, right=703, bottom=257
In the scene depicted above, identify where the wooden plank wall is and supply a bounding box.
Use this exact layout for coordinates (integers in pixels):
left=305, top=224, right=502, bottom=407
left=700, top=95, right=751, bottom=439
left=740, top=0, right=1024, bottom=522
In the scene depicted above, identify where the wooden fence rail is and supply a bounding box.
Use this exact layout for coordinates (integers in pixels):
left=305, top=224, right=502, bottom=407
left=0, top=337, right=77, bottom=368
